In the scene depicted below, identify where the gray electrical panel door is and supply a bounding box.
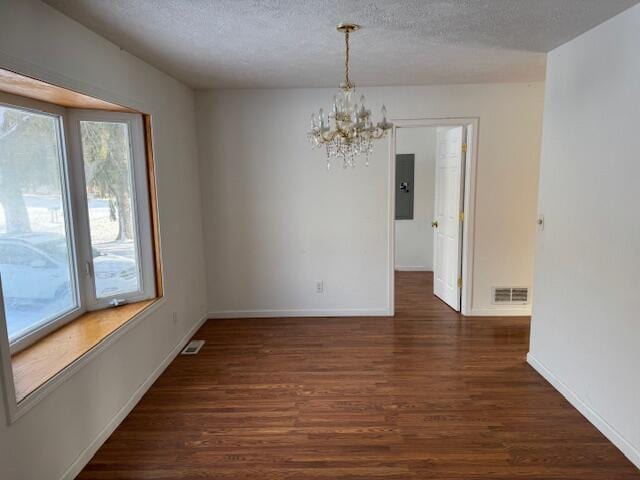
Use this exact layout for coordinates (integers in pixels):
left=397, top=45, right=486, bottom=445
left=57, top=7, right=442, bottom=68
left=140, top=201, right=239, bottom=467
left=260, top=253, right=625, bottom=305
left=396, top=154, right=415, bottom=220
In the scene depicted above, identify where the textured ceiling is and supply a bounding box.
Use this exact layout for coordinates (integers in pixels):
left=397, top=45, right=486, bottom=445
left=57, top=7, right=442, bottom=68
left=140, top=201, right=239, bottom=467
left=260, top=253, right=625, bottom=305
left=44, top=0, right=639, bottom=89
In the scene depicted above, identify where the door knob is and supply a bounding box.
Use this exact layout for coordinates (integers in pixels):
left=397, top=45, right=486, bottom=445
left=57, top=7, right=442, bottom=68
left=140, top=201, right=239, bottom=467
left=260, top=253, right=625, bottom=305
left=431, top=220, right=439, bottom=228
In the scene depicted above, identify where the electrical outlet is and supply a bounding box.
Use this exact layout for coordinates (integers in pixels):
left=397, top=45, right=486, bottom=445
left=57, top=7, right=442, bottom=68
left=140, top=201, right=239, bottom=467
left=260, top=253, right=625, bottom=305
left=315, top=280, right=324, bottom=294
left=172, top=311, right=178, bottom=324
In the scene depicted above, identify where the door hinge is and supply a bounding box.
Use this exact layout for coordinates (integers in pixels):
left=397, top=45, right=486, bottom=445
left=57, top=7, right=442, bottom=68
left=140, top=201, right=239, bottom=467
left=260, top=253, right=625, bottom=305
left=459, top=211, right=464, bottom=222
left=461, top=143, right=468, bottom=154
left=457, top=277, right=463, bottom=288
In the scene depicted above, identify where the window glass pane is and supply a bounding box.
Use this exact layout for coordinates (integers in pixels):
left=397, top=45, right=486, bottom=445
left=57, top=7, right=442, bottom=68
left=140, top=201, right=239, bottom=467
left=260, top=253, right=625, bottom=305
left=79, top=121, right=140, bottom=299
left=0, top=105, right=76, bottom=342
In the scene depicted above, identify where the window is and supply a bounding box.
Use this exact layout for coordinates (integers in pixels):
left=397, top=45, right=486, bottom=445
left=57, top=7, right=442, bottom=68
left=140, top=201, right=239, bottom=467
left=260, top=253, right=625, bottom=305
left=0, top=96, right=156, bottom=353
left=80, top=121, right=141, bottom=298
left=0, top=103, right=78, bottom=346
left=68, top=111, right=155, bottom=311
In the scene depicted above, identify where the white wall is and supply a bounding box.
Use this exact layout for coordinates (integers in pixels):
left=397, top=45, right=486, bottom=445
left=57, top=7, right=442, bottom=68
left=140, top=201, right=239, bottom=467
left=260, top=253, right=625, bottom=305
left=528, top=4, right=640, bottom=468
left=0, top=0, right=208, bottom=478
left=197, top=82, right=544, bottom=317
left=395, top=127, right=436, bottom=271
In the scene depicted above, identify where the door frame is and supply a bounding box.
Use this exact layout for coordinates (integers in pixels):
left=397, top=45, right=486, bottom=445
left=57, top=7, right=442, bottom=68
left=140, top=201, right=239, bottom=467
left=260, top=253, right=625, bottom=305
left=387, top=117, right=480, bottom=316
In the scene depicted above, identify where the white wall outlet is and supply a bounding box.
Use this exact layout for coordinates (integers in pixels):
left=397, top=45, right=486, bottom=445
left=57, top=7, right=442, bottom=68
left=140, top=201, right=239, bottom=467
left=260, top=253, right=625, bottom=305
left=172, top=311, right=178, bottom=324
left=315, top=280, right=324, bottom=293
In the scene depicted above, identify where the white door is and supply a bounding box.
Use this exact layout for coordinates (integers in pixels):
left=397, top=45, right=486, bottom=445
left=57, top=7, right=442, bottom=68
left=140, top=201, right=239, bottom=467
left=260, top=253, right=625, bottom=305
left=433, top=126, right=466, bottom=311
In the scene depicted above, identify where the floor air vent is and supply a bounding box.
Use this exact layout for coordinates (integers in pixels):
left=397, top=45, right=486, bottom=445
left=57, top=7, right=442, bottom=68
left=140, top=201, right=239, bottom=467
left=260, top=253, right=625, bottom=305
left=492, top=287, right=529, bottom=305
left=181, top=340, right=205, bottom=355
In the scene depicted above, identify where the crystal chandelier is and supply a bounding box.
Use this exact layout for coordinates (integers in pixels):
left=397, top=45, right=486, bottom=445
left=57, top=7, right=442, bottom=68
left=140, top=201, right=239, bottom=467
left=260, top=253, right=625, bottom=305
left=307, top=23, right=393, bottom=170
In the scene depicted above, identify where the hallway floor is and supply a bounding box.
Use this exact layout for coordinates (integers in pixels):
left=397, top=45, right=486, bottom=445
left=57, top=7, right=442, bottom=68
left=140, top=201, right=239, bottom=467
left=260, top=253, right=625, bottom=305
left=78, top=272, right=639, bottom=479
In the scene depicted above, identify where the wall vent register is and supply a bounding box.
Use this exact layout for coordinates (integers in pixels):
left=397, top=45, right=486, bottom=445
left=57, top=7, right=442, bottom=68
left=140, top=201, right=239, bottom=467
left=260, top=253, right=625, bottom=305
left=181, top=340, right=205, bottom=355
left=492, top=287, right=529, bottom=304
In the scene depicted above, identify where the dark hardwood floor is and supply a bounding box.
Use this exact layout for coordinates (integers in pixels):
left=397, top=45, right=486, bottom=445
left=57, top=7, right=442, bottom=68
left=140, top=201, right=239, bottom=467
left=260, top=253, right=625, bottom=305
left=78, top=272, right=639, bottom=479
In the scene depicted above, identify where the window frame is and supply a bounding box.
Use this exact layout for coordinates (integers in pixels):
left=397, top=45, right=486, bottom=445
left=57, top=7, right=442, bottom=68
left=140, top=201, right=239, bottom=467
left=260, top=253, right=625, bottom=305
left=0, top=93, right=156, bottom=354
left=67, top=109, right=156, bottom=310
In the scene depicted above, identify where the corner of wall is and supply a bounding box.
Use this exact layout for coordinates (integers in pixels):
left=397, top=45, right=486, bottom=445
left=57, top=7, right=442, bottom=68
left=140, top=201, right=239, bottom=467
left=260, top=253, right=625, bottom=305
left=526, top=353, right=640, bottom=469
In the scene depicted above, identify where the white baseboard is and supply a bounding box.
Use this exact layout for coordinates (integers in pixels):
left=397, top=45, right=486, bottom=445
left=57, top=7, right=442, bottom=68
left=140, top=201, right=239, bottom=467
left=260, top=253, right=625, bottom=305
left=527, top=353, right=640, bottom=469
left=60, top=314, right=208, bottom=480
left=209, top=308, right=392, bottom=319
left=467, top=306, right=532, bottom=317
left=394, top=266, right=432, bottom=272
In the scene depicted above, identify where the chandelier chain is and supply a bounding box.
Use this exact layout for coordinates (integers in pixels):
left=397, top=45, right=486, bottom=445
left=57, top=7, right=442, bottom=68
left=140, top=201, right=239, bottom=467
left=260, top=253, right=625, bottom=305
left=344, top=30, right=350, bottom=88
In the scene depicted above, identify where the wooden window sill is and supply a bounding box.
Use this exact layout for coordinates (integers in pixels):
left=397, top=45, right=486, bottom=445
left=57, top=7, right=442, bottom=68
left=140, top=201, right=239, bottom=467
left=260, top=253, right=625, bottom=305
left=11, top=300, right=158, bottom=403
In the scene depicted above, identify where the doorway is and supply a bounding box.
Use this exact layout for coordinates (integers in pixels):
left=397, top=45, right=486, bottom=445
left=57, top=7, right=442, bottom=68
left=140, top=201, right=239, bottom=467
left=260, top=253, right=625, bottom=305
left=394, top=127, right=437, bottom=272
left=389, top=118, right=478, bottom=315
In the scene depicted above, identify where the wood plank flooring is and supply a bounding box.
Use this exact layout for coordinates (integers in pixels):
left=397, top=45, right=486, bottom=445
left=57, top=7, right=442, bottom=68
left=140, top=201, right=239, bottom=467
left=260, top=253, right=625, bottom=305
left=78, top=272, right=639, bottom=479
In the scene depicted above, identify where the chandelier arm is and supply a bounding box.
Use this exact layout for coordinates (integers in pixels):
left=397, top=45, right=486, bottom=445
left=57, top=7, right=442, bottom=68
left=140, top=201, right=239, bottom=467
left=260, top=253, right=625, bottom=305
left=320, top=130, right=340, bottom=143
left=370, top=129, right=388, bottom=140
